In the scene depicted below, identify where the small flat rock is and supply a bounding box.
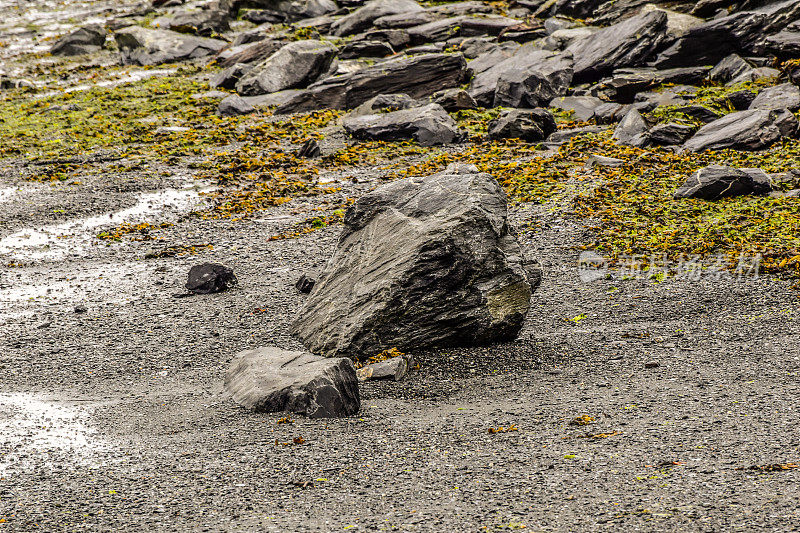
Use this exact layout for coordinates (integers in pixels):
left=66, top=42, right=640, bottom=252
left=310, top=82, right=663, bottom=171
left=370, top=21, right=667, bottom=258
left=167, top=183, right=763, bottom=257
left=217, top=95, right=255, bottom=117
left=673, top=165, right=756, bottom=200
left=683, top=109, right=798, bottom=152
left=114, top=26, right=227, bottom=66
left=487, top=108, right=556, bottom=142
left=357, top=356, right=411, bottom=382
left=224, top=346, right=360, bottom=418
left=750, top=83, right=800, bottom=112
left=50, top=24, right=106, bottom=56
left=342, top=103, right=464, bottom=146
left=612, top=109, right=649, bottom=147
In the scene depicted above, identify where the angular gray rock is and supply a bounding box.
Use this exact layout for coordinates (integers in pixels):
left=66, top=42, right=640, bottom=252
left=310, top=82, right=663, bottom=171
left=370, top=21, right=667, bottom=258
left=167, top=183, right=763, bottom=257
left=349, top=93, right=419, bottom=117
left=186, top=263, right=237, bottom=294
left=224, top=346, right=360, bottom=418
left=494, top=52, right=573, bottom=108
left=683, top=109, right=799, bottom=152
left=430, top=88, right=477, bottom=112
left=235, top=40, right=337, bottom=96
left=339, top=40, right=394, bottom=59
left=50, top=24, right=106, bottom=56
left=612, top=109, right=650, bottom=147
left=240, top=0, right=337, bottom=20
left=332, top=0, right=423, bottom=37
left=708, top=54, right=753, bottom=85
left=750, top=84, right=800, bottom=112
left=356, top=356, right=411, bottom=382
left=566, top=11, right=668, bottom=84
left=653, top=12, right=767, bottom=68
left=469, top=47, right=573, bottom=107
left=275, top=53, right=468, bottom=114
left=153, top=8, right=230, bottom=36
left=114, top=26, right=227, bottom=65
left=210, top=63, right=251, bottom=90
left=648, top=122, right=696, bottom=146
left=217, top=39, right=282, bottom=68
left=290, top=167, right=533, bottom=359
left=487, top=108, right=557, bottom=142
left=218, top=94, right=256, bottom=116
left=549, top=95, right=603, bottom=122
left=674, top=165, right=758, bottom=200
left=342, top=103, right=463, bottom=146
left=763, top=21, right=800, bottom=58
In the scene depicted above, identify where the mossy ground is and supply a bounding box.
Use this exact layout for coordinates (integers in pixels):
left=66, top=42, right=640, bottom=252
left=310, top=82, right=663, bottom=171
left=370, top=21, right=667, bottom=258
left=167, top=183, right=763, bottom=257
left=4, top=62, right=800, bottom=279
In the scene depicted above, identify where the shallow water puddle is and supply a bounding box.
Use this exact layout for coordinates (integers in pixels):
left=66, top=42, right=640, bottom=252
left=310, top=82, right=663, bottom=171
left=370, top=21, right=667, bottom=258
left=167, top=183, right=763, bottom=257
left=0, top=187, right=207, bottom=261
left=0, top=393, right=107, bottom=476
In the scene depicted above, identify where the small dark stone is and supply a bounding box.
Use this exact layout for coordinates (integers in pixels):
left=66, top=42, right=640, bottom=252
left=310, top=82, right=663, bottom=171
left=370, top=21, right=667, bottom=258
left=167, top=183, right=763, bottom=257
left=644, top=361, right=660, bottom=368
left=185, top=263, right=237, bottom=294
left=296, top=274, right=316, bottom=293
left=74, top=305, right=88, bottom=314
left=487, top=108, right=556, bottom=142
left=296, top=139, right=321, bottom=159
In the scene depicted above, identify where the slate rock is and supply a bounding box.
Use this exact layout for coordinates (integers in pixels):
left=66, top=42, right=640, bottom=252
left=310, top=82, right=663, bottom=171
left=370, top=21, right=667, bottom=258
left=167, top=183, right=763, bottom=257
left=683, top=109, right=798, bottom=152
left=241, top=0, right=337, bottom=20
left=296, top=274, right=317, bottom=293
left=708, top=54, right=753, bottom=85
left=612, top=109, right=650, bottom=147
left=342, top=103, right=464, bottom=146
left=763, top=22, right=800, bottom=58
left=373, top=10, right=436, bottom=29
left=224, top=346, right=359, bottom=418
left=430, top=88, right=477, bottom=111
left=648, top=122, right=696, bottom=146
left=494, top=51, right=573, bottom=108
left=290, top=167, right=532, bottom=359
left=673, top=165, right=757, bottom=200
left=750, top=83, right=800, bottom=112
left=114, top=26, right=227, bottom=65
left=296, top=139, right=321, bottom=159
left=332, top=0, right=423, bottom=37
left=356, top=356, right=411, bottom=382
left=740, top=168, right=774, bottom=195
left=722, top=90, right=757, bottom=111
left=350, top=93, right=419, bottom=117
left=566, top=11, right=668, bottom=84
left=340, top=40, right=395, bottom=59
left=217, top=39, right=282, bottom=67
left=235, top=40, right=337, bottom=96
left=50, top=24, right=106, bottom=56
left=154, top=8, right=230, bottom=36
left=487, top=108, right=557, bottom=142
left=275, top=53, right=468, bottom=113
left=217, top=94, right=256, bottom=116
left=407, top=15, right=521, bottom=45
left=469, top=47, right=573, bottom=107
left=654, top=12, right=767, bottom=68
left=549, top=95, right=603, bottom=122
left=186, top=263, right=237, bottom=294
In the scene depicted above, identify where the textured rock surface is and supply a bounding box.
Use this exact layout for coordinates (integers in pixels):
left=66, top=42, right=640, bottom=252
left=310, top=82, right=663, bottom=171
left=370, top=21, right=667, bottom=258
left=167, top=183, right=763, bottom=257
left=224, top=346, right=360, bottom=418
left=291, top=167, right=532, bottom=359
left=114, top=26, right=227, bottom=65
left=185, top=263, right=238, bottom=294
left=750, top=84, right=800, bottom=112
left=674, top=165, right=758, bottom=200
left=612, top=109, right=650, bottom=147
left=342, top=103, right=463, bottom=146
left=566, top=11, right=668, bottom=83
left=235, top=40, right=337, bottom=96
left=683, top=109, right=798, bottom=152
left=487, top=108, right=557, bottom=142
left=217, top=94, right=256, bottom=116
left=331, top=0, right=423, bottom=36
left=50, top=24, right=106, bottom=56
left=275, top=53, right=468, bottom=113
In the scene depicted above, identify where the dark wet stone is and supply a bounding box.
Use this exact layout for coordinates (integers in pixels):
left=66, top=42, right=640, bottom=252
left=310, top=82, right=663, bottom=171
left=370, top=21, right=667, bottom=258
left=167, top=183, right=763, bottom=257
left=674, top=165, right=757, bottom=200
left=487, top=108, right=557, bottom=142
left=185, top=263, right=237, bottom=294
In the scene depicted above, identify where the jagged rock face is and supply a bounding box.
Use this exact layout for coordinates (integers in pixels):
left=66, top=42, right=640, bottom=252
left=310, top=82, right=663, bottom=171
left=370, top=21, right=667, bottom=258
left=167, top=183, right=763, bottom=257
left=653, top=12, right=767, bottom=68
left=487, top=108, right=557, bottom=142
left=114, top=26, right=227, bottom=65
left=612, top=109, right=650, bottom=147
left=50, top=25, right=107, bottom=56
left=674, top=165, right=758, bottom=200
left=342, top=103, right=464, bottom=146
left=749, top=84, right=800, bottom=112
left=331, top=0, right=424, bottom=36
left=469, top=47, right=573, bottom=107
left=239, top=0, right=338, bottom=20
left=224, top=347, right=360, bottom=418
left=566, top=11, right=668, bottom=84
left=235, top=40, right=337, bottom=96
left=274, top=53, right=468, bottom=114
left=291, top=167, right=533, bottom=360
left=683, top=109, right=799, bottom=152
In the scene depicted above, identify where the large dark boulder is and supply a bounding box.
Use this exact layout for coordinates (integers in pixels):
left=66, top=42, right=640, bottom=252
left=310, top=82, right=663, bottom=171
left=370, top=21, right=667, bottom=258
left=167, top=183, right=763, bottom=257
left=487, top=108, right=556, bottom=142
left=275, top=53, right=468, bottom=114
left=342, top=103, right=463, bottom=146
left=683, top=109, right=798, bottom=152
left=469, top=47, right=573, bottom=107
left=653, top=12, right=767, bottom=68
left=114, top=26, right=227, bottom=65
left=332, top=0, right=423, bottom=36
left=290, top=166, right=533, bottom=359
left=235, top=40, right=337, bottom=96
left=50, top=24, right=107, bottom=56
left=566, top=11, right=668, bottom=84
left=224, top=346, right=360, bottom=418
left=674, top=165, right=758, bottom=200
